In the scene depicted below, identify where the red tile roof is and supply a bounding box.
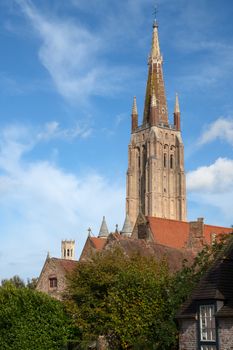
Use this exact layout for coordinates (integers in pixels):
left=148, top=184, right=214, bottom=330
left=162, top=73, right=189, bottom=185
left=90, top=237, right=107, bottom=250
left=147, top=216, right=190, bottom=249
left=147, top=216, right=232, bottom=249
left=204, top=225, right=233, bottom=244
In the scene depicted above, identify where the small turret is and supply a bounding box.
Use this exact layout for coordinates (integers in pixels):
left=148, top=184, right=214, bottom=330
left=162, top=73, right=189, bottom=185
left=121, top=213, right=133, bottom=237
left=174, top=93, right=181, bottom=131
left=131, top=96, right=138, bottom=132
left=98, top=216, right=109, bottom=238
left=61, top=240, right=75, bottom=260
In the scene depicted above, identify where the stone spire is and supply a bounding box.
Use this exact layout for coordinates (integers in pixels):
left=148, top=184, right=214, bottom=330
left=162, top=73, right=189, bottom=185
left=151, top=20, right=161, bottom=59
left=131, top=96, right=138, bottom=132
left=143, top=21, right=168, bottom=126
left=98, top=216, right=109, bottom=238
left=132, top=96, right=138, bottom=114
left=121, top=213, right=133, bottom=237
left=174, top=93, right=180, bottom=113
left=174, top=93, right=181, bottom=131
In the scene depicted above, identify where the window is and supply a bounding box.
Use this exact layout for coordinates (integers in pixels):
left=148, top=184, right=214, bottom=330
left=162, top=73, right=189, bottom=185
left=67, top=249, right=70, bottom=257
left=164, top=153, right=167, bottom=167
left=170, top=155, right=174, bottom=169
left=199, top=304, right=217, bottom=350
left=200, top=305, right=216, bottom=341
left=49, top=277, right=57, bottom=289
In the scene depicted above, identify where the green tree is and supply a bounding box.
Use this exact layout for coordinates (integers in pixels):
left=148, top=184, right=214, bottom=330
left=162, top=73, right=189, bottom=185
left=1, top=275, right=25, bottom=288
left=0, top=283, right=71, bottom=350
left=65, top=249, right=177, bottom=349
left=65, top=236, right=232, bottom=349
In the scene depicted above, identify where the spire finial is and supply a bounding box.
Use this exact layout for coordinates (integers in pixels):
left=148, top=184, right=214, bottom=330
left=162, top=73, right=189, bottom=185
left=88, top=227, right=92, bottom=237
left=132, top=96, right=138, bottom=115
left=153, top=4, right=158, bottom=27
left=174, top=93, right=180, bottom=113
left=151, top=5, right=161, bottom=59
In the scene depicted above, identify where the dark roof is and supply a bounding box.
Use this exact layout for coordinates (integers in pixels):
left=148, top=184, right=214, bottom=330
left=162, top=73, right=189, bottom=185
left=177, top=235, right=233, bottom=319
left=49, top=258, right=78, bottom=273
left=105, top=233, right=194, bottom=273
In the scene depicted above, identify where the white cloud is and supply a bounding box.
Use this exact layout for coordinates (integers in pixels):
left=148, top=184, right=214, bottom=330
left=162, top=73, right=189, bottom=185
left=187, top=158, right=233, bottom=223
left=198, top=117, right=233, bottom=146
left=0, top=124, right=124, bottom=279
left=187, top=158, right=233, bottom=193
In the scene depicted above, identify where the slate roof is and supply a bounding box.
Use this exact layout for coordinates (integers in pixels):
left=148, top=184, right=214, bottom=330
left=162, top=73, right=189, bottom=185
left=177, top=235, right=233, bottom=319
left=49, top=257, right=78, bottom=273
left=104, top=233, right=195, bottom=273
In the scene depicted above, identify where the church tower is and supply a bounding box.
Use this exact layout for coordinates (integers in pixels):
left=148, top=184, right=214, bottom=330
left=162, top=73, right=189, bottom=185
left=126, top=20, right=187, bottom=226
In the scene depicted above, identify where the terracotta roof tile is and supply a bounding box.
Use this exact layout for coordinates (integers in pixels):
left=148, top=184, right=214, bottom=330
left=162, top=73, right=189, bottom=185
left=147, top=216, right=189, bottom=249
left=90, top=237, right=107, bottom=250
left=203, top=224, right=233, bottom=244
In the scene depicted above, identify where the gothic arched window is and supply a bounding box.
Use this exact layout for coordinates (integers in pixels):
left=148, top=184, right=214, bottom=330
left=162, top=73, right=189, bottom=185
left=164, top=153, right=167, bottom=168
left=170, top=155, right=174, bottom=169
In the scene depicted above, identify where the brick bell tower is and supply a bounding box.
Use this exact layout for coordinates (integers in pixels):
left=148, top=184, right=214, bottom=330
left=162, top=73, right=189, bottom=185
left=126, top=19, right=187, bottom=226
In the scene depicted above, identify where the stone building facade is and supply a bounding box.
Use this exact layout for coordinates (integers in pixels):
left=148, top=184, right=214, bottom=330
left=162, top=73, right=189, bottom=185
left=126, top=20, right=186, bottom=226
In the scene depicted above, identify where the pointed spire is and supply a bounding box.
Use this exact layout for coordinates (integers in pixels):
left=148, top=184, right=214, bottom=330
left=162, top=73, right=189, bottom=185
left=132, top=96, right=138, bottom=115
left=174, top=93, right=181, bottom=131
left=46, top=251, right=50, bottom=260
left=174, top=93, right=180, bottom=113
left=98, top=216, right=109, bottom=238
left=151, top=21, right=161, bottom=59
left=87, top=227, right=92, bottom=237
left=131, top=96, right=138, bottom=132
left=143, top=21, right=168, bottom=126
left=121, top=213, right=133, bottom=237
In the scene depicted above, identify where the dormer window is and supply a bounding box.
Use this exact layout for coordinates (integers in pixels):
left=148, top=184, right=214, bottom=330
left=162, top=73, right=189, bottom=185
left=199, top=304, right=216, bottom=349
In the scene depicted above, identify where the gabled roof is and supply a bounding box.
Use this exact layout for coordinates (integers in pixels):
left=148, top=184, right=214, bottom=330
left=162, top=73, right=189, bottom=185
left=90, top=237, right=107, bottom=250
left=48, top=257, right=77, bottom=273
left=177, top=235, right=233, bottom=319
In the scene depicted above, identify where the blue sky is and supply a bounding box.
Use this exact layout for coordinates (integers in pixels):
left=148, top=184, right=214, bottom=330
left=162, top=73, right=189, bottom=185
left=1, top=0, right=233, bottom=280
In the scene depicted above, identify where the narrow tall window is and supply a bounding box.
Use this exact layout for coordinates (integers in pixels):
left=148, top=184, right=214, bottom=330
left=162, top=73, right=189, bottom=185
left=164, top=154, right=167, bottom=168
left=170, top=155, right=174, bottom=169
left=67, top=249, right=70, bottom=257
left=199, top=305, right=217, bottom=350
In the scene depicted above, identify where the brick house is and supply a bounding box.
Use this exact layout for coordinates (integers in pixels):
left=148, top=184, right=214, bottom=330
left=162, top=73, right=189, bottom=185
left=177, top=236, right=233, bottom=350
left=36, top=254, right=77, bottom=300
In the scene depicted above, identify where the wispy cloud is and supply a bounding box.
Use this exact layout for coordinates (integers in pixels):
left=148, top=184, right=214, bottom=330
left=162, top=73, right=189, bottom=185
left=0, top=123, right=124, bottom=279
left=14, top=0, right=135, bottom=103
left=37, top=121, right=92, bottom=141
left=198, top=117, right=233, bottom=146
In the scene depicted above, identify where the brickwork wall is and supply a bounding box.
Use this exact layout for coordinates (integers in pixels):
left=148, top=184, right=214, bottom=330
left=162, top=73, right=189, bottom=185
left=179, top=319, right=197, bottom=350
left=218, top=318, right=233, bottom=350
